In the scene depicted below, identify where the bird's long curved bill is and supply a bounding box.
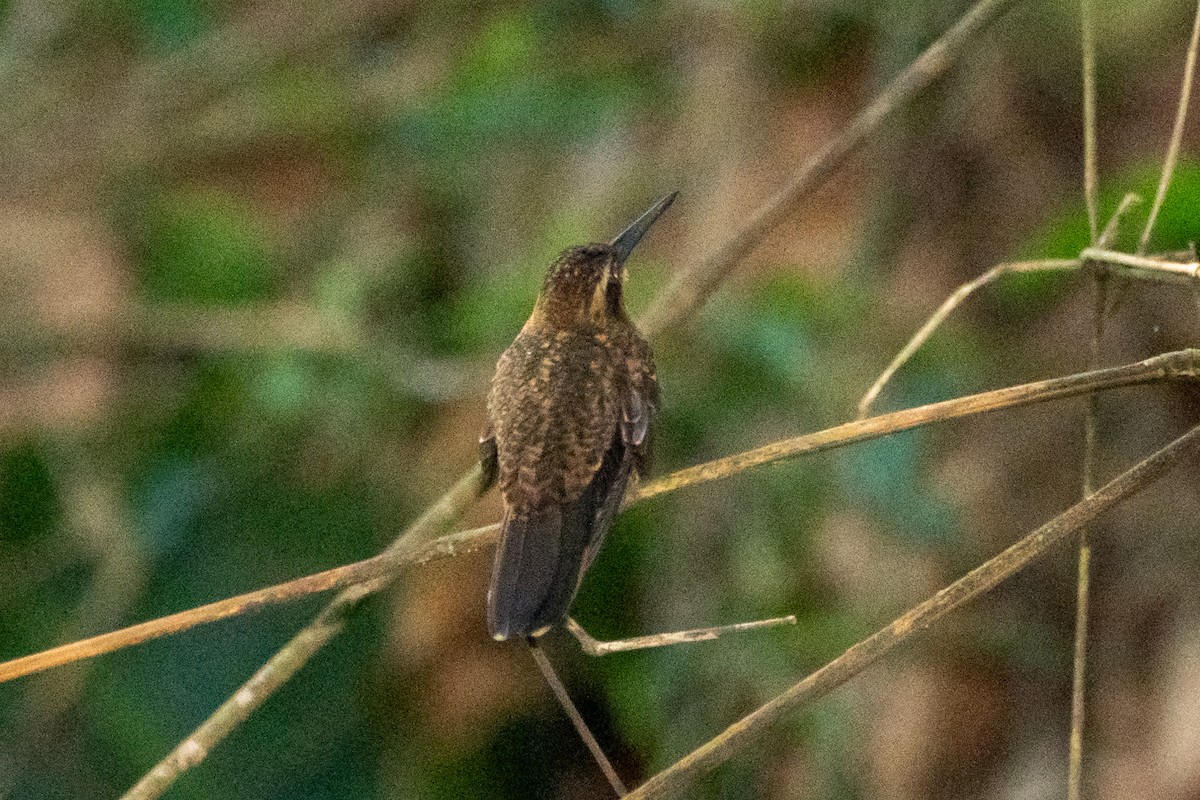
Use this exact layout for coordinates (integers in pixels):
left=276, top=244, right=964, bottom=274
left=610, top=191, right=678, bottom=262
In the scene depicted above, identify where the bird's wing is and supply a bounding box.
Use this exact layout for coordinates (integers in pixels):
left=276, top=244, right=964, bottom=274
left=625, top=335, right=659, bottom=476
left=479, top=421, right=498, bottom=493
left=578, top=428, right=634, bottom=577
left=487, top=419, right=632, bottom=640
left=577, top=383, right=652, bottom=575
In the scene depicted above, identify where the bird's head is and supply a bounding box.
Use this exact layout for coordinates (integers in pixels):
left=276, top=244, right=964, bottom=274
left=535, top=192, right=677, bottom=328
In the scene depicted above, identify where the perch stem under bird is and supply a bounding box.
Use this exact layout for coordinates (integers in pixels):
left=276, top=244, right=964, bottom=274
left=480, top=192, right=677, bottom=642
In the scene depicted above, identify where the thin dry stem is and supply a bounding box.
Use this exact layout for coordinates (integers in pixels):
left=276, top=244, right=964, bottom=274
left=0, top=550, right=406, bottom=684
left=1067, top=540, right=1092, bottom=800
left=1081, top=0, right=1099, bottom=243
left=856, top=197, right=1158, bottom=419
left=566, top=615, right=797, bottom=656
left=640, top=349, right=1200, bottom=502
left=1070, top=269, right=1107, bottom=800
left=5, top=351, right=1199, bottom=688
left=1099, top=193, right=1142, bottom=244
left=1082, top=247, right=1200, bottom=279
left=856, top=259, right=1076, bottom=418
left=528, top=640, right=627, bottom=796
left=1137, top=0, right=1200, bottom=255
left=625, top=423, right=1200, bottom=800
left=1069, top=22, right=1120, bottom=777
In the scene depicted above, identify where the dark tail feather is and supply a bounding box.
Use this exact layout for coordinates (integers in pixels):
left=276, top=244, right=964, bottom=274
left=487, top=439, right=634, bottom=641
left=487, top=502, right=592, bottom=641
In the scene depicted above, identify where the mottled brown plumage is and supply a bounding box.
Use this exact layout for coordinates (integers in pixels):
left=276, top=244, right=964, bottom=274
left=480, top=194, right=675, bottom=641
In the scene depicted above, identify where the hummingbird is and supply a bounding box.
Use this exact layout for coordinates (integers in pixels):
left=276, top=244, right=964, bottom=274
left=480, top=193, right=676, bottom=641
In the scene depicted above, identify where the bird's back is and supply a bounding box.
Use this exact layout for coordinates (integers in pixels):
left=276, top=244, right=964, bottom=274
left=488, top=326, right=622, bottom=513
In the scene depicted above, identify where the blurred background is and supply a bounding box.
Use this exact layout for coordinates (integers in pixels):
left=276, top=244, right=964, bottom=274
left=3, top=0, right=1200, bottom=798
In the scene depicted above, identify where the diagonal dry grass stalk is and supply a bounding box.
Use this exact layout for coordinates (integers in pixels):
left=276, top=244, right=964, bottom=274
left=855, top=229, right=1200, bottom=420
left=625, top=422, right=1200, bottom=800
left=121, top=466, right=486, bottom=800
left=636, top=0, right=1024, bottom=339
left=528, top=640, right=629, bottom=796
left=856, top=258, right=1077, bottom=419
left=3, top=349, right=1198, bottom=687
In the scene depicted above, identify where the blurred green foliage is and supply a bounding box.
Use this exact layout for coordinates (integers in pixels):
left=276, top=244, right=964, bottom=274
left=134, top=189, right=278, bottom=304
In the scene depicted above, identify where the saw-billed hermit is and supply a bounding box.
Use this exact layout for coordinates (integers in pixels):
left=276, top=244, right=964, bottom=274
left=480, top=193, right=675, bottom=641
